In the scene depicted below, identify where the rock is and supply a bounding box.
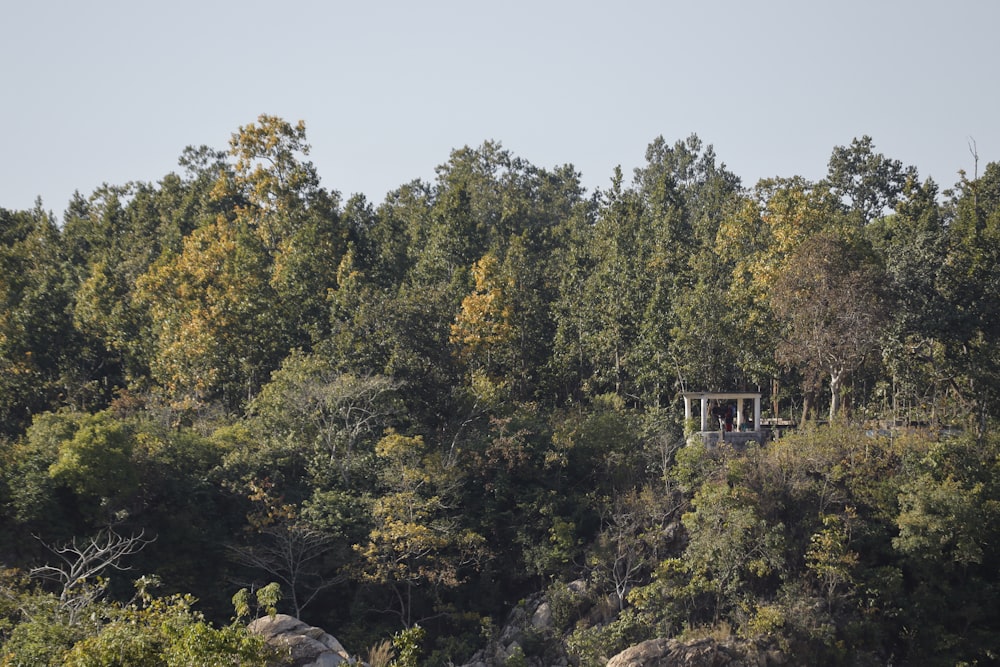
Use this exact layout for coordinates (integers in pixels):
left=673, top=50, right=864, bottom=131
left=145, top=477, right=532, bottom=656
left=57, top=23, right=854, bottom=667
left=606, top=638, right=671, bottom=667
left=606, top=636, right=770, bottom=667
left=502, top=640, right=524, bottom=662
left=531, top=601, right=552, bottom=630
left=248, top=613, right=354, bottom=667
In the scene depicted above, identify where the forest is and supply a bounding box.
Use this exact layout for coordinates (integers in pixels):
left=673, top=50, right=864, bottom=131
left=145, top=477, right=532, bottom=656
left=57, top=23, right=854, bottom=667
left=2, top=114, right=1000, bottom=665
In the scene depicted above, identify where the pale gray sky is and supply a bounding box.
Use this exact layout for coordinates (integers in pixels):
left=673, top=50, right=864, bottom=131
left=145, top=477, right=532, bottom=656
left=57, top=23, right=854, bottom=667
left=3, top=1, right=997, bottom=216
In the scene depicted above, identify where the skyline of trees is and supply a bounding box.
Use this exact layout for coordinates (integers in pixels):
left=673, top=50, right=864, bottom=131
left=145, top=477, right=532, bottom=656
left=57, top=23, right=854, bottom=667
left=3, top=116, right=1000, bottom=664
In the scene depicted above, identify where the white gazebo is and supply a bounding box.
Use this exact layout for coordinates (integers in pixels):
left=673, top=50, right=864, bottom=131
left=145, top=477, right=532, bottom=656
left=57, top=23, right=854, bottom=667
left=681, top=391, right=763, bottom=445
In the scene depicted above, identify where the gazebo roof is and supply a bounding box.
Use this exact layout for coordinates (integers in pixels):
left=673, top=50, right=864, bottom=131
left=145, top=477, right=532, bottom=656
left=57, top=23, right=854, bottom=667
left=681, top=391, right=761, bottom=400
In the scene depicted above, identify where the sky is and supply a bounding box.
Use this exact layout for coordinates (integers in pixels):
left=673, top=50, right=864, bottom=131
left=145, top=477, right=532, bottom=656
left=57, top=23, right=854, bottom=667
left=3, top=1, right=999, bottom=217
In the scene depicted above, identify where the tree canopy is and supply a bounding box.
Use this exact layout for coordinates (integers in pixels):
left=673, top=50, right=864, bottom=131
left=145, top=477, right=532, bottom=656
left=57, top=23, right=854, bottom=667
left=2, top=118, right=1000, bottom=665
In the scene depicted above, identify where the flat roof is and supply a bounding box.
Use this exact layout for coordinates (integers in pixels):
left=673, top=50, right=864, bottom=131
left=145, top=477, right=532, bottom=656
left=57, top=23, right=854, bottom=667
left=681, top=391, right=762, bottom=399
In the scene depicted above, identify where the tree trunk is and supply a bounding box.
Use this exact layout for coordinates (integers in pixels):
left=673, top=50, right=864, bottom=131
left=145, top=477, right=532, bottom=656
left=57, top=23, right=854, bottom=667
left=829, top=370, right=843, bottom=421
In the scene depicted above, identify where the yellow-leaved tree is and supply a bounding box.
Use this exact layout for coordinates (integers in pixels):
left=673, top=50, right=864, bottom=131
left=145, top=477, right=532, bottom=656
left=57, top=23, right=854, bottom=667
left=450, top=253, right=514, bottom=401
left=356, top=432, right=486, bottom=627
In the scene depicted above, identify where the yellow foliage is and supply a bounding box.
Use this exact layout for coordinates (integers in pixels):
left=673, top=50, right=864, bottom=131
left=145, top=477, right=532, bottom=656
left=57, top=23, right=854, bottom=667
left=450, top=254, right=513, bottom=367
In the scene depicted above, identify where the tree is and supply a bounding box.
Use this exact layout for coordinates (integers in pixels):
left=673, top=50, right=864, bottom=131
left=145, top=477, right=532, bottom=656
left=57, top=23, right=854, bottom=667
left=826, top=136, right=911, bottom=225
left=29, top=528, right=153, bottom=625
left=356, top=432, right=486, bottom=627
left=136, top=218, right=281, bottom=408
left=450, top=253, right=514, bottom=396
left=552, top=136, right=742, bottom=405
left=69, top=152, right=234, bottom=395
left=868, top=175, right=950, bottom=423
left=679, top=477, right=786, bottom=626
left=135, top=116, right=343, bottom=411
left=551, top=169, right=649, bottom=399
left=589, top=487, right=681, bottom=612
left=772, top=231, right=888, bottom=420
left=0, top=204, right=76, bottom=435
left=46, top=412, right=140, bottom=520
left=228, top=483, right=343, bottom=618
left=934, top=162, right=1000, bottom=436
left=221, top=114, right=323, bottom=253
left=244, top=349, right=400, bottom=488
left=666, top=249, right=746, bottom=393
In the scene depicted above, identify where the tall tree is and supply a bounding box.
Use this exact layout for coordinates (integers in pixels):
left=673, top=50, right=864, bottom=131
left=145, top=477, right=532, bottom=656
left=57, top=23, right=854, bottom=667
left=244, top=349, right=400, bottom=489
left=772, top=231, right=888, bottom=420
left=136, top=116, right=342, bottom=409
left=0, top=204, right=76, bottom=435
left=356, top=432, right=486, bottom=627
left=935, top=161, right=1000, bottom=436
left=136, top=217, right=280, bottom=409
left=826, top=135, right=912, bottom=225
left=869, top=175, right=950, bottom=422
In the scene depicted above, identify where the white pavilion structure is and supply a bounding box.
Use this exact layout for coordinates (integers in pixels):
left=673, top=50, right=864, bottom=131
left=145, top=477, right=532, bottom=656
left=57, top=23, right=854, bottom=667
left=681, top=391, right=764, bottom=445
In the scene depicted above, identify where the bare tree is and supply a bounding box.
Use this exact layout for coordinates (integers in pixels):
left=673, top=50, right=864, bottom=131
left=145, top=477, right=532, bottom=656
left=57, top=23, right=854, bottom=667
left=228, top=485, right=346, bottom=617
left=30, top=528, right=153, bottom=624
left=229, top=524, right=343, bottom=618
left=597, top=487, right=683, bottom=611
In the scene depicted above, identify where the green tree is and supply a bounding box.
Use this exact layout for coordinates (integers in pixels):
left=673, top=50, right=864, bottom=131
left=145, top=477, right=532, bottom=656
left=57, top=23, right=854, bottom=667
left=552, top=136, right=742, bottom=404
left=868, top=175, right=949, bottom=423
left=934, top=162, right=1000, bottom=436
left=242, top=349, right=400, bottom=488
left=680, top=478, right=786, bottom=625
left=46, top=413, right=139, bottom=519
left=72, top=157, right=232, bottom=390
left=0, top=204, right=76, bottom=436
left=826, top=135, right=911, bottom=226
left=1, top=578, right=278, bottom=667
left=551, top=170, right=648, bottom=398
left=890, top=435, right=1000, bottom=661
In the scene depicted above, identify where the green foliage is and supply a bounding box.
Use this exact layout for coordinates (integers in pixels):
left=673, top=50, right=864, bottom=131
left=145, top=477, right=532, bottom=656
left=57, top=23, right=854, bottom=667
left=681, top=478, right=786, bottom=618
left=57, top=593, right=276, bottom=667
left=0, top=205, right=77, bottom=437
left=232, top=582, right=282, bottom=621
left=5, top=410, right=83, bottom=528
left=0, top=587, right=98, bottom=667
left=48, top=412, right=137, bottom=510
left=0, top=577, right=275, bottom=667
left=391, top=624, right=425, bottom=667
left=9, top=121, right=1000, bottom=665
left=244, top=349, right=400, bottom=489
left=805, top=510, right=860, bottom=608
left=565, top=608, right=650, bottom=667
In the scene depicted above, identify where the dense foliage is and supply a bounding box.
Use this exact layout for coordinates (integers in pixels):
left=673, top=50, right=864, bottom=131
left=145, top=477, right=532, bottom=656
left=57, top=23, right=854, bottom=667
left=2, top=116, right=1000, bottom=664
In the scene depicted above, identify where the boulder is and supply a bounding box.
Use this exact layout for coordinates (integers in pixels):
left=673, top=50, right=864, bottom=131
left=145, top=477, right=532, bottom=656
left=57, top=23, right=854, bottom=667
left=531, top=601, right=553, bottom=630
left=606, top=636, right=776, bottom=667
left=248, top=613, right=354, bottom=667
left=606, top=638, right=671, bottom=667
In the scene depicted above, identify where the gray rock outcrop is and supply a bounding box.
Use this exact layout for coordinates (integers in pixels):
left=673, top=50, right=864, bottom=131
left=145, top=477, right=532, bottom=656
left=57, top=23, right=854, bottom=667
left=606, top=636, right=784, bottom=667
left=248, top=613, right=354, bottom=667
